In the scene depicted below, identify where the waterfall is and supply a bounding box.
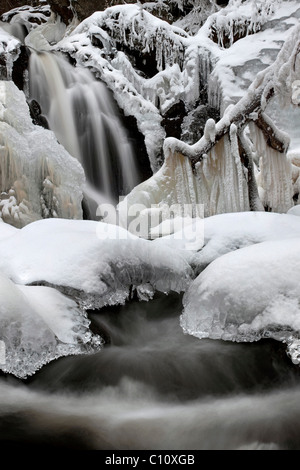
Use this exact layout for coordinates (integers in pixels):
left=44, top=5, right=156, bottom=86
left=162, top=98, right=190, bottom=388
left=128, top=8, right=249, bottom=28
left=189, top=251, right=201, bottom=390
left=28, top=51, right=139, bottom=204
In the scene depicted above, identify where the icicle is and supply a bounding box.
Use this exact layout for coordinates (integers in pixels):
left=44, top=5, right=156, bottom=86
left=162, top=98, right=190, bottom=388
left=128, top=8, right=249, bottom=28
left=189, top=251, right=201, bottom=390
left=250, top=123, right=293, bottom=212
left=121, top=128, right=250, bottom=232
left=204, top=119, right=216, bottom=143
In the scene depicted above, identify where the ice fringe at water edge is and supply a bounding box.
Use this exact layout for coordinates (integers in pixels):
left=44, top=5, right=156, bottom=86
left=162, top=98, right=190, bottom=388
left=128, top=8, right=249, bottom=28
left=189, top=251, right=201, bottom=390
left=0, top=273, right=102, bottom=379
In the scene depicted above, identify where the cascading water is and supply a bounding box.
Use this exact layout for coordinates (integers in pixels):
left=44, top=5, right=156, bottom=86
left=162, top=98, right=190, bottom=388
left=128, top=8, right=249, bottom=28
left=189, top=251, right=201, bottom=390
left=28, top=51, right=139, bottom=204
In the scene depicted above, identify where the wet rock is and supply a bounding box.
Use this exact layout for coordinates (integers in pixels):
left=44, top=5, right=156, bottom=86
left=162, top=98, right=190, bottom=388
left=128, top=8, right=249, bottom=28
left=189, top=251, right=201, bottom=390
left=181, top=104, right=220, bottom=144
left=161, top=100, right=186, bottom=140
left=28, top=99, right=49, bottom=129
left=12, top=45, right=29, bottom=90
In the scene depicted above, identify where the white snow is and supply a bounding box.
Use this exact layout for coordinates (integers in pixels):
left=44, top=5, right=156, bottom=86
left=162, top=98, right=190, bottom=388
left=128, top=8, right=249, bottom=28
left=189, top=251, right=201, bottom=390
left=0, top=218, right=17, bottom=240
left=288, top=205, right=300, bottom=217
left=0, top=273, right=102, bottom=379
left=205, top=0, right=300, bottom=114
left=190, top=211, right=300, bottom=272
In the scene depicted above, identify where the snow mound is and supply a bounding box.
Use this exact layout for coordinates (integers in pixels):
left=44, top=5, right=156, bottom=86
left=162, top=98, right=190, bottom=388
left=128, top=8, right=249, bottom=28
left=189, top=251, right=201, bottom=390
left=0, top=273, right=102, bottom=379
left=0, top=80, right=84, bottom=227
left=0, top=218, right=193, bottom=308
left=288, top=206, right=300, bottom=217
left=191, top=211, right=300, bottom=272
left=181, top=238, right=300, bottom=356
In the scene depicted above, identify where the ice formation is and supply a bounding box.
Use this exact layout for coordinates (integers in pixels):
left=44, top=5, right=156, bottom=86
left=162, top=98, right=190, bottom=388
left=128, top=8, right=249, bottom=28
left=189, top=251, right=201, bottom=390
left=206, top=0, right=281, bottom=49
left=48, top=3, right=218, bottom=170
left=16, top=0, right=297, bottom=218
left=250, top=123, right=293, bottom=213
left=205, top=1, right=300, bottom=114
left=0, top=273, right=102, bottom=379
left=0, top=3, right=51, bottom=78
left=0, top=80, right=84, bottom=227
left=181, top=238, right=300, bottom=348
left=119, top=130, right=250, bottom=232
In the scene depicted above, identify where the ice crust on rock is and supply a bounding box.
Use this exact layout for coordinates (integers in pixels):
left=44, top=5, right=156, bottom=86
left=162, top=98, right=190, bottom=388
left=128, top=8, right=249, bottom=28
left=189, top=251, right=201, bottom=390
left=0, top=273, right=102, bottom=379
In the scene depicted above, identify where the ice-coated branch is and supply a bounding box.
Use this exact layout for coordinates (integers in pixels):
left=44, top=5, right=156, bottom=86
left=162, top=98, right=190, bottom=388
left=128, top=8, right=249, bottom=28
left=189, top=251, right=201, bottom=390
left=237, top=128, right=264, bottom=212
left=254, top=112, right=290, bottom=154
left=163, top=88, right=265, bottom=164
left=164, top=22, right=300, bottom=164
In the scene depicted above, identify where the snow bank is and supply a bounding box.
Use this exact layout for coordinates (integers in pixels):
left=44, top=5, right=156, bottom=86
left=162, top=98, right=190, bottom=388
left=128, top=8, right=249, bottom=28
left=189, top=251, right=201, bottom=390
left=0, top=80, right=84, bottom=227
left=0, top=273, right=102, bottom=379
left=0, top=218, right=193, bottom=308
left=181, top=237, right=300, bottom=352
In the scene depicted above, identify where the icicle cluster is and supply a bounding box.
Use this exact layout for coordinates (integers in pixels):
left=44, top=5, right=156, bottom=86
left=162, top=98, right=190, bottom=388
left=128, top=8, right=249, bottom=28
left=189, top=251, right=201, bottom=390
left=250, top=124, right=293, bottom=213
left=207, top=0, right=280, bottom=48
left=101, top=6, right=187, bottom=72
left=120, top=128, right=250, bottom=232
left=195, top=129, right=249, bottom=216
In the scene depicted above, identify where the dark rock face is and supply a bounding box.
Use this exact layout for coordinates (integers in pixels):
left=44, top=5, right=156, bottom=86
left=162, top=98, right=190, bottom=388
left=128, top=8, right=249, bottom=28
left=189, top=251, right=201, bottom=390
left=48, top=0, right=113, bottom=23
left=121, top=114, right=153, bottom=183
left=181, top=105, right=220, bottom=144
left=47, top=0, right=73, bottom=24
left=12, top=45, right=29, bottom=90
left=162, top=101, right=187, bottom=140
left=28, top=99, right=49, bottom=129
left=0, top=55, right=7, bottom=80
left=0, top=1, right=40, bottom=17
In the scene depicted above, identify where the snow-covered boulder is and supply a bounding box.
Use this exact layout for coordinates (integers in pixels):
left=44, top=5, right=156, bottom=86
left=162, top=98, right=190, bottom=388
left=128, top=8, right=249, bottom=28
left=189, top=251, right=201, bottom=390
left=0, top=218, right=193, bottom=308
left=181, top=237, right=300, bottom=362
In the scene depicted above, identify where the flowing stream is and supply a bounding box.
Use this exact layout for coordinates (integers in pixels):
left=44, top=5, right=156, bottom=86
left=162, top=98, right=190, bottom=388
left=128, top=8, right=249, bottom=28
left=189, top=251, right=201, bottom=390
left=1, top=9, right=300, bottom=452
left=1, top=292, right=300, bottom=450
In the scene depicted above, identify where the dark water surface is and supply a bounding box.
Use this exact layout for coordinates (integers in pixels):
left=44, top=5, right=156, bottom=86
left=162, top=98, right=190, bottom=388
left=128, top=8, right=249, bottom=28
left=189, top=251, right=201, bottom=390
left=0, top=293, right=300, bottom=450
